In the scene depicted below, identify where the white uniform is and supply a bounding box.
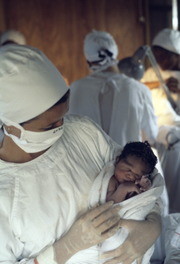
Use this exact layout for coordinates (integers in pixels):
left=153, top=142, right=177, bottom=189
left=150, top=213, right=180, bottom=264
left=0, top=115, right=120, bottom=263
left=143, top=67, right=180, bottom=213
left=69, top=71, right=158, bottom=147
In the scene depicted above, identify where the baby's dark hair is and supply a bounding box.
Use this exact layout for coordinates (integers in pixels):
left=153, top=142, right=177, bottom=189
left=116, top=141, right=157, bottom=174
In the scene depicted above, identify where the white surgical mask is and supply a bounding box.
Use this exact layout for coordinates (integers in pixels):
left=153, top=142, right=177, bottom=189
left=3, top=122, right=64, bottom=153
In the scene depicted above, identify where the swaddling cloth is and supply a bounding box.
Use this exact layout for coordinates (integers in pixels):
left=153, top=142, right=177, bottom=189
left=66, top=161, right=164, bottom=264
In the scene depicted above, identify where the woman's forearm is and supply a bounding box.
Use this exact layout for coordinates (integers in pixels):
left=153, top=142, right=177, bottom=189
left=145, top=212, right=162, bottom=243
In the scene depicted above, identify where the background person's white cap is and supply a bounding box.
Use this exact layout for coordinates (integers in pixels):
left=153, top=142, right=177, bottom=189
left=152, top=28, right=180, bottom=55
left=0, top=45, right=69, bottom=124
left=0, top=30, right=26, bottom=45
left=83, top=30, right=118, bottom=62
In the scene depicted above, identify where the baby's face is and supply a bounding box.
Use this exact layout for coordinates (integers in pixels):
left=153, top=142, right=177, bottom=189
left=114, top=155, right=149, bottom=183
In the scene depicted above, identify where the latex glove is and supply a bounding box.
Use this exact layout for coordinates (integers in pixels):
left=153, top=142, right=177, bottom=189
left=54, top=201, right=121, bottom=264
left=101, top=212, right=161, bottom=264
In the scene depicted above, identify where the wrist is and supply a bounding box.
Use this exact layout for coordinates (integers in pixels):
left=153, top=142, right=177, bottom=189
left=37, top=246, right=57, bottom=264
left=145, top=212, right=162, bottom=238
left=54, top=235, right=78, bottom=264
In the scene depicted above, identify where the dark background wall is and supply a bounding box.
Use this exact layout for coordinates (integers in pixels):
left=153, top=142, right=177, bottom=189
left=0, top=0, right=178, bottom=84
left=0, top=0, right=148, bottom=84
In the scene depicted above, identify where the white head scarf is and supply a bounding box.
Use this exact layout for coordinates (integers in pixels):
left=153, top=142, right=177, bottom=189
left=152, top=28, right=180, bottom=55
left=0, top=45, right=69, bottom=125
left=83, top=30, right=118, bottom=72
left=0, top=30, right=26, bottom=45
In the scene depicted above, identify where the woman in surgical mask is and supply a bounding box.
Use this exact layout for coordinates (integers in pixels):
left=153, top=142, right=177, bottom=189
left=0, top=44, right=162, bottom=264
left=2, top=91, right=69, bottom=161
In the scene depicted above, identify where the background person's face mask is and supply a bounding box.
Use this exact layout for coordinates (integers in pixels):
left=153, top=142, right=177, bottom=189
left=4, top=124, right=64, bottom=153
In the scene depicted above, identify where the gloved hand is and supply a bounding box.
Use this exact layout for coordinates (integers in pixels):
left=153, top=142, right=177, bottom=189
left=100, top=212, right=161, bottom=264
left=54, top=201, right=121, bottom=264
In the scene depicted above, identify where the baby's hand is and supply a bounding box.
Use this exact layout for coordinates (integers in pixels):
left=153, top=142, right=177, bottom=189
left=136, top=175, right=152, bottom=192
left=121, top=182, right=141, bottom=194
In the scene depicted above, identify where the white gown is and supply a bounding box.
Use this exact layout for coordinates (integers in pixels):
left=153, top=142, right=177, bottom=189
left=150, top=213, right=180, bottom=264
left=69, top=71, right=158, bottom=147
left=142, top=67, right=180, bottom=213
left=0, top=115, right=120, bottom=263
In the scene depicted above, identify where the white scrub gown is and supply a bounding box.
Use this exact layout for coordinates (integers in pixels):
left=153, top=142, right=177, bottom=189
left=69, top=71, right=158, bottom=147
left=143, top=67, right=180, bottom=213
left=150, top=213, right=180, bottom=264
left=158, top=142, right=180, bottom=213
left=0, top=115, right=120, bottom=263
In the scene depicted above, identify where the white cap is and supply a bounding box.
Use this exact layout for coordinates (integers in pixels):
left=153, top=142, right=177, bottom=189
left=0, top=30, right=26, bottom=45
left=0, top=45, right=69, bottom=124
left=152, top=28, right=180, bottom=55
left=84, top=30, right=118, bottom=62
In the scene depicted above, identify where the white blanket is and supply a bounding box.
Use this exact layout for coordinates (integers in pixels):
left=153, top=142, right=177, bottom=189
left=66, top=161, right=164, bottom=264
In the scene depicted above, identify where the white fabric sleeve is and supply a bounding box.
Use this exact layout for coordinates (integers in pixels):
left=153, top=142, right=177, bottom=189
left=0, top=248, right=56, bottom=264
left=18, top=260, right=34, bottom=264
left=147, top=167, right=165, bottom=216
left=8, top=247, right=56, bottom=264
left=164, top=214, right=180, bottom=264
left=0, top=259, right=35, bottom=264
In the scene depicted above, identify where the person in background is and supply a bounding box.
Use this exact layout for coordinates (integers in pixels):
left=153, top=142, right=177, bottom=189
left=68, top=30, right=158, bottom=148
left=142, top=28, right=180, bottom=213
left=143, top=28, right=180, bottom=114
left=152, top=28, right=180, bottom=104
left=0, top=44, right=162, bottom=264
left=0, top=29, right=26, bottom=46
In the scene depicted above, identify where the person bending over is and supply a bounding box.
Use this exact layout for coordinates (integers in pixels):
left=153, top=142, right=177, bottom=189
left=0, top=44, right=162, bottom=264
